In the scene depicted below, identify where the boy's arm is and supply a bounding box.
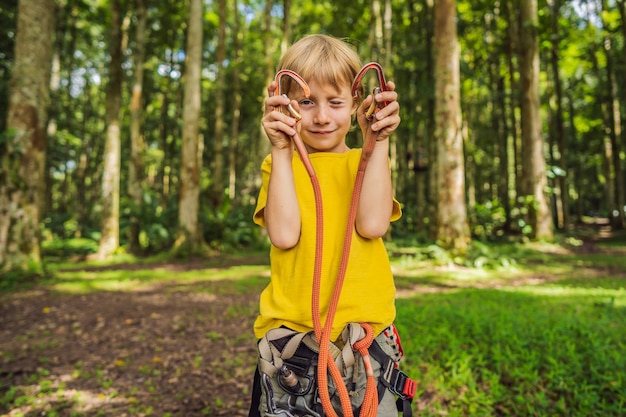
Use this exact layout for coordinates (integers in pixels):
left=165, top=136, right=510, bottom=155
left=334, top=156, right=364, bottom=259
left=261, top=81, right=302, bottom=249
left=356, top=82, right=400, bottom=239
left=356, top=140, right=394, bottom=239
left=265, top=147, right=301, bottom=249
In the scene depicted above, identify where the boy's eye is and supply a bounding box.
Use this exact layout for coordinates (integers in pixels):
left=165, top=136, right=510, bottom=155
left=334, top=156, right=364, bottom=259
left=300, top=99, right=314, bottom=106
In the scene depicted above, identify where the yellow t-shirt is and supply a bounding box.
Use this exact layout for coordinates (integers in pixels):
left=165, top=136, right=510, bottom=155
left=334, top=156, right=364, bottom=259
left=253, top=149, right=402, bottom=341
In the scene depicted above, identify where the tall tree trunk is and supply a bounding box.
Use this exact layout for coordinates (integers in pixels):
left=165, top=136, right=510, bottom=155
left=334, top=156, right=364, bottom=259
left=600, top=0, right=625, bottom=229
left=228, top=0, right=243, bottom=201
left=0, top=0, right=54, bottom=275
left=128, top=0, right=148, bottom=253
left=503, top=0, right=520, bottom=232
left=258, top=0, right=274, bottom=159
left=370, top=0, right=384, bottom=62
left=425, top=0, right=437, bottom=240
left=211, top=0, right=227, bottom=209
left=45, top=1, right=63, bottom=220
left=173, top=0, right=205, bottom=254
left=281, top=0, right=291, bottom=53
left=383, top=0, right=396, bottom=204
left=408, top=0, right=428, bottom=234
left=519, top=0, right=553, bottom=240
left=97, top=0, right=124, bottom=258
left=434, top=0, right=469, bottom=254
left=487, top=6, right=510, bottom=230
left=548, top=0, right=569, bottom=230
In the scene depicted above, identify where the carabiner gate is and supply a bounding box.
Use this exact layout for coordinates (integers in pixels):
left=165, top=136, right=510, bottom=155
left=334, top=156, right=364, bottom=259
left=351, top=62, right=388, bottom=121
left=274, top=69, right=311, bottom=121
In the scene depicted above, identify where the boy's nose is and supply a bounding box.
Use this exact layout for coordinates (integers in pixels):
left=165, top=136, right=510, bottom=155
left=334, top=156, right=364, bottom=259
left=313, top=105, right=331, bottom=124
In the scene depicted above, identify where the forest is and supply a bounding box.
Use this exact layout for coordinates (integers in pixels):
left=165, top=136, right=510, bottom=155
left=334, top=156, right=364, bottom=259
left=0, top=0, right=624, bottom=272
left=1, top=1, right=626, bottom=416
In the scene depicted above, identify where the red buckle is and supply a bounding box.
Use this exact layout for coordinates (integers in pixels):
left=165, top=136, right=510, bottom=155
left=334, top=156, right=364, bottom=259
left=402, top=378, right=417, bottom=399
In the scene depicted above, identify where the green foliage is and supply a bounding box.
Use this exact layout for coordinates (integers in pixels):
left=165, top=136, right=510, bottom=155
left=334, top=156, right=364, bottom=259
left=397, top=286, right=626, bottom=416
left=0, top=268, right=41, bottom=293
left=470, top=199, right=507, bottom=241
left=121, top=189, right=177, bottom=254
left=202, top=201, right=265, bottom=252
left=511, top=195, right=539, bottom=238
left=44, top=212, right=100, bottom=242
left=41, top=238, right=99, bottom=258
left=389, top=238, right=517, bottom=270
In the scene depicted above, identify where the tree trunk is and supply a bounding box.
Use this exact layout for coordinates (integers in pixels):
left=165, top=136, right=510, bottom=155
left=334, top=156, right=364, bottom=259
left=258, top=0, right=274, bottom=159
left=424, top=0, right=437, bottom=240
left=519, top=0, right=553, bottom=240
left=434, top=0, right=469, bottom=254
left=128, top=0, right=148, bottom=253
left=173, top=0, right=205, bottom=254
left=370, top=0, right=383, bottom=62
left=548, top=0, right=569, bottom=230
left=211, top=0, right=227, bottom=209
left=0, top=0, right=54, bottom=275
left=600, top=0, right=625, bottom=229
left=281, top=0, right=291, bottom=53
left=502, top=0, right=520, bottom=232
left=97, top=0, right=124, bottom=258
left=228, top=0, right=243, bottom=201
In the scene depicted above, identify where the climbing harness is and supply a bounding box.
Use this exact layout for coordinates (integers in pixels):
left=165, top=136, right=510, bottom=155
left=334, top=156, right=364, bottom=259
left=258, top=63, right=417, bottom=417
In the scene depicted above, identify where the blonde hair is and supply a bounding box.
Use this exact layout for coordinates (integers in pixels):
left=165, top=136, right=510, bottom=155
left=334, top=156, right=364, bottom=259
left=277, top=34, right=365, bottom=101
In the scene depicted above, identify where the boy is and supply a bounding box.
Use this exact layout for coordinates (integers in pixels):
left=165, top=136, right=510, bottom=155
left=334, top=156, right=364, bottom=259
left=250, top=34, right=410, bottom=417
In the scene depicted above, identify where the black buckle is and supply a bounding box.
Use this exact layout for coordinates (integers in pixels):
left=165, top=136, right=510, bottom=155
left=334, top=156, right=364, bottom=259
left=388, top=368, right=417, bottom=400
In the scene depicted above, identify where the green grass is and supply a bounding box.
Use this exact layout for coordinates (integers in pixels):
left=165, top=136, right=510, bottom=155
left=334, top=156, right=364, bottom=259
left=396, top=281, right=626, bottom=416
left=2, top=233, right=626, bottom=416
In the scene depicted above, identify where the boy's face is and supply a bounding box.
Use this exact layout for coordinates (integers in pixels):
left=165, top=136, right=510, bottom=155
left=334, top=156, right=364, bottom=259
left=292, top=79, right=357, bottom=154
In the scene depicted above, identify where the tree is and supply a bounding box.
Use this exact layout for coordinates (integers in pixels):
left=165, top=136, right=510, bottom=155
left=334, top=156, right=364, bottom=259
left=210, top=0, right=227, bottom=209
left=128, top=0, right=148, bottom=253
left=0, top=0, right=54, bottom=275
left=173, top=0, right=205, bottom=254
left=519, top=0, right=553, bottom=240
left=600, top=0, right=625, bottom=229
left=434, top=0, right=469, bottom=254
left=97, top=0, right=125, bottom=258
left=547, top=0, right=569, bottom=230
left=228, top=0, right=243, bottom=201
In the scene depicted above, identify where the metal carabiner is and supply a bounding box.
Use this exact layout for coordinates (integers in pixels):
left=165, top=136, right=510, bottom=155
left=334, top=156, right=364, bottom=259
left=351, top=62, right=389, bottom=121
left=274, top=69, right=311, bottom=121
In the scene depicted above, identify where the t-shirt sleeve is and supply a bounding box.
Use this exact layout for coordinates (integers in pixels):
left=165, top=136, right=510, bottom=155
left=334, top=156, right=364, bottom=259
left=391, top=198, right=402, bottom=222
left=253, top=155, right=272, bottom=228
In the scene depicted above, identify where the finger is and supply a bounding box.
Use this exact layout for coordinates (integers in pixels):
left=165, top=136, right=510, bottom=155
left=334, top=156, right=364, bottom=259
left=371, top=114, right=400, bottom=133
left=264, top=94, right=291, bottom=115
left=376, top=89, right=398, bottom=106
left=263, top=117, right=298, bottom=137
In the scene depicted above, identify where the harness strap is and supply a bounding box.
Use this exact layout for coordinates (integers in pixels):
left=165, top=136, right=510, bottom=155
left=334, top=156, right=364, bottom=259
left=258, top=326, right=418, bottom=417
left=368, top=340, right=417, bottom=417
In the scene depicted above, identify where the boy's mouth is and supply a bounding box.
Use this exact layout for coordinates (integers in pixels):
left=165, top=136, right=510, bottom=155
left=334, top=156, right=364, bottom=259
left=310, top=129, right=334, bottom=135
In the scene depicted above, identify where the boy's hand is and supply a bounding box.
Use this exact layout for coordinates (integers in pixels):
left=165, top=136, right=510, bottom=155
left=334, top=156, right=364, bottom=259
left=262, top=81, right=301, bottom=150
left=357, top=81, right=400, bottom=142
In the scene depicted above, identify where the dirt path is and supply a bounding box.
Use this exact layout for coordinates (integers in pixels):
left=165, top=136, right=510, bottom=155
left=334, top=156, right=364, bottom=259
left=1, top=279, right=261, bottom=416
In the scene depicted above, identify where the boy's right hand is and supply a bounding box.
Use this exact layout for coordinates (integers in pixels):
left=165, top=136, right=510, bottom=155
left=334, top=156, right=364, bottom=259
left=262, top=81, right=300, bottom=150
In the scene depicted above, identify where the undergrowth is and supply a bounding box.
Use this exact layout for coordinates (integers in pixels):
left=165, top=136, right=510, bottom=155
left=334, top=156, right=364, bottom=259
left=396, top=285, right=626, bottom=416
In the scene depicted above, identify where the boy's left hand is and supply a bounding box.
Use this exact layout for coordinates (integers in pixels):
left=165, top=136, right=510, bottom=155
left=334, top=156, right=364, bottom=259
left=357, top=81, right=400, bottom=142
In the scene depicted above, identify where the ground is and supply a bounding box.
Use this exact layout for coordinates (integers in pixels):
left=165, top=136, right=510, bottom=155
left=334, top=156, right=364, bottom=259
left=0, top=261, right=265, bottom=417
left=1, top=225, right=623, bottom=416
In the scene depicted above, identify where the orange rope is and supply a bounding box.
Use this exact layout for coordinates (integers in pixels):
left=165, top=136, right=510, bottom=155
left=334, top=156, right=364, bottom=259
left=273, top=65, right=387, bottom=417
